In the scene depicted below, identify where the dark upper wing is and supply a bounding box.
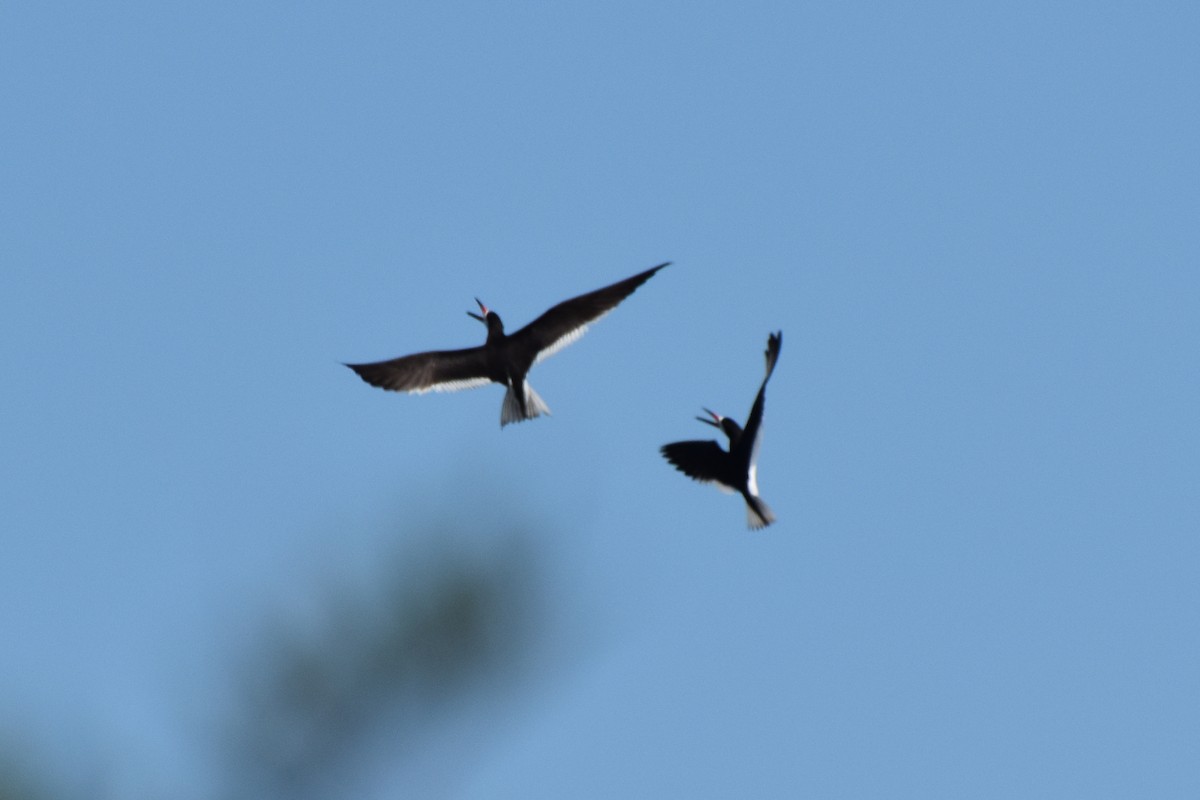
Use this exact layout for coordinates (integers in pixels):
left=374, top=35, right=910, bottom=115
left=739, top=331, right=782, bottom=458
left=660, top=439, right=736, bottom=491
left=510, top=262, right=669, bottom=363
left=345, top=346, right=492, bottom=394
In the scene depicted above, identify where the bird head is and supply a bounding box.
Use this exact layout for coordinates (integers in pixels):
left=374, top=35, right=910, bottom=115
left=467, top=298, right=505, bottom=339
left=697, top=407, right=742, bottom=441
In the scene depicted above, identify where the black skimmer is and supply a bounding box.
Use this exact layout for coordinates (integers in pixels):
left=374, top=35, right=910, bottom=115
left=660, top=331, right=782, bottom=529
left=345, top=262, right=669, bottom=427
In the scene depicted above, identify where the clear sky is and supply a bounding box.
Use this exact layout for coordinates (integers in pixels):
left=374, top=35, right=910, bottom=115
left=3, top=2, right=1199, bottom=797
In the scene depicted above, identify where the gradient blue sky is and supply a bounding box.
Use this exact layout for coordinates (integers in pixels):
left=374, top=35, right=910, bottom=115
left=3, top=2, right=1199, bottom=797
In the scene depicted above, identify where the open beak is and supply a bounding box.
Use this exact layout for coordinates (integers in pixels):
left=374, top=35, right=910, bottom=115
left=467, top=297, right=488, bottom=323
left=695, top=407, right=722, bottom=428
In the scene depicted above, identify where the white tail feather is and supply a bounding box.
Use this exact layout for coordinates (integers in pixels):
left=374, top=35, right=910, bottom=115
left=500, top=382, right=552, bottom=427
left=501, top=387, right=522, bottom=426
left=745, top=495, right=775, bottom=529
left=524, top=383, right=551, bottom=418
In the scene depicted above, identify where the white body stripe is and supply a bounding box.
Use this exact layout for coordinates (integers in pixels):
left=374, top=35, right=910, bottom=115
left=533, top=309, right=613, bottom=364
left=747, top=426, right=763, bottom=495
left=411, top=377, right=492, bottom=395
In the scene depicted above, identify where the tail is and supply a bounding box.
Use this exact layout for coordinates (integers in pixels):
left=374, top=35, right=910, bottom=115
left=500, top=381, right=552, bottom=427
left=744, top=493, right=775, bottom=530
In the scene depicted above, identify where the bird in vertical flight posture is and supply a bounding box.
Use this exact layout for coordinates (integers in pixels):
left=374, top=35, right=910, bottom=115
left=660, top=331, right=782, bottom=529
left=345, top=262, right=669, bottom=427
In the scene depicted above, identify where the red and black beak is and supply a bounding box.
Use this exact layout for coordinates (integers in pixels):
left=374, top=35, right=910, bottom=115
left=696, top=407, right=722, bottom=428
left=467, top=298, right=489, bottom=323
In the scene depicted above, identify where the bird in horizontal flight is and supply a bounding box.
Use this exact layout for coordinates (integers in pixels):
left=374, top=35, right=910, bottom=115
left=660, top=331, right=782, bottom=529
left=345, top=262, right=669, bottom=427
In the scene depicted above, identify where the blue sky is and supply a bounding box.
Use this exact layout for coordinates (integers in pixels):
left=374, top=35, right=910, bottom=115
left=2, top=2, right=1199, bottom=797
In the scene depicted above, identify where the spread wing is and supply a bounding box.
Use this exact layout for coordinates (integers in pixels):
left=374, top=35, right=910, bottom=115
left=739, top=331, right=782, bottom=461
left=660, top=439, right=736, bottom=493
left=344, top=346, right=492, bottom=394
left=511, top=262, right=669, bottom=364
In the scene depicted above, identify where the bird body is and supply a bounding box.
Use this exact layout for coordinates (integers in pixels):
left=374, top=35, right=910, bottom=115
left=661, top=331, right=782, bottom=529
left=346, top=263, right=668, bottom=426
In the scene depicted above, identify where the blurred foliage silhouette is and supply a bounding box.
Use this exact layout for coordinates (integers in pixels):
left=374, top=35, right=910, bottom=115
left=0, top=765, right=50, bottom=800
left=221, top=531, right=540, bottom=799
left=0, top=743, right=59, bottom=800
left=1, top=519, right=542, bottom=800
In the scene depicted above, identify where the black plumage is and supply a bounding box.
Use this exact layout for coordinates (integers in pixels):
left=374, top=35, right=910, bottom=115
left=346, top=263, right=668, bottom=426
left=661, top=331, right=782, bottom=529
